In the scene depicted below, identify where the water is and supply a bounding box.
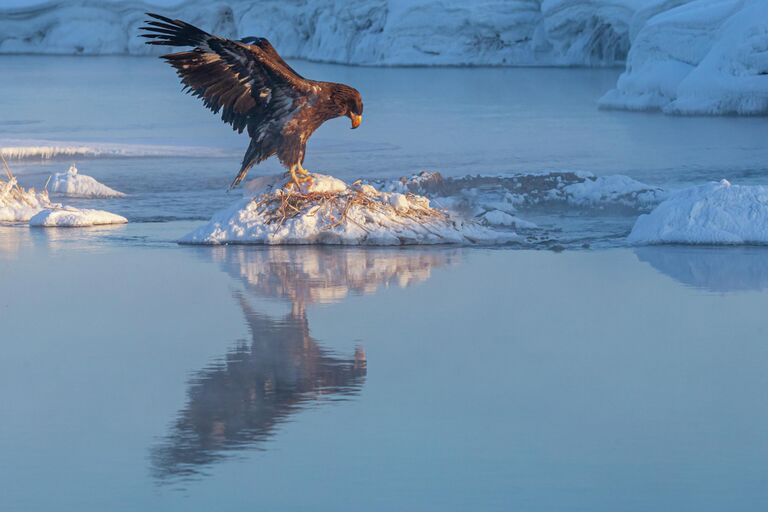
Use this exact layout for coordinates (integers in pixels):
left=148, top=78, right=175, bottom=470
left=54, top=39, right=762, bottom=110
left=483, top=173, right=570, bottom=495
left=2, top=56, right=768, bottom=510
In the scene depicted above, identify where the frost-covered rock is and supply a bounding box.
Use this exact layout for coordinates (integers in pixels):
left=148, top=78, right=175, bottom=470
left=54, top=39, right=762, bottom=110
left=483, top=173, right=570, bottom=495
left=181, top=173, right=516, bottom=245
left=48, top=164, right=125, bottom=198
left=29, top=207, right=128, bottom=227
left=628, top=179, right=768, bottom=245
left=0, top=174, right=53, bottom=222
left=600, top=0, right=768, bottom=115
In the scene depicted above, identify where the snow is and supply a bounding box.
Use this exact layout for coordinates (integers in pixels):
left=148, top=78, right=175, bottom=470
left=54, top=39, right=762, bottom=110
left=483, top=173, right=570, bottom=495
left=1, top=0, right=763, bottom=115
left=29, top=207, right=128, bottom=227
left=628, top=179, right=768, bottom=245
left=48, top=164, right=125, bottom=198
left=600, top=0, right=768, bottom=115
left=0, top=174, right=53, bottom=222
left=181, top=173, right=518, bottom=246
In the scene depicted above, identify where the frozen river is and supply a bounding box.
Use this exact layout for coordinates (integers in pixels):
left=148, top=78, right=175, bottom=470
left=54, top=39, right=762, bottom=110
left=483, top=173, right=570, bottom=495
left=2, top=56, right=768, bottom=510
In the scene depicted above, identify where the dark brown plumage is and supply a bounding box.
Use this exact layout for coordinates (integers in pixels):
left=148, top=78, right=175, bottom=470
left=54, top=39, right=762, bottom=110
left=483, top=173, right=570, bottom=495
left=140, top=13, right=364, bottom=188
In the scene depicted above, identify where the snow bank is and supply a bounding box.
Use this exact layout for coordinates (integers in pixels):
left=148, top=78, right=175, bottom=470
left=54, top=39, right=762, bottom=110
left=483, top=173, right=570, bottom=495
left=29, top=207, right=128, bottom=227
left=0, top=174, right=53, bottom=222
left=628, top=179, right=768, bottom=245
left=48, top=165, right=125, bottom=198
left=0, top=0, right=667, bottom=66
left=3, top=0, right=762, bottom=115
left=600, top=0, right=768, bottom=115
left=181, top=173, right=517, bottom=245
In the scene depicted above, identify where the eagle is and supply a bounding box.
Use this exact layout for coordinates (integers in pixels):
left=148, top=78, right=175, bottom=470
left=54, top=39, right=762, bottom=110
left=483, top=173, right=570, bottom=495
left=140, top=13, right=363, bottom=189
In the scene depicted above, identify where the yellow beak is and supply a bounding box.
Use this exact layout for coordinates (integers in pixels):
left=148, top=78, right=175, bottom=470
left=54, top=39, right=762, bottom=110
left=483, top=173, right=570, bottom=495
left=350, top=114, right=362, bottom=129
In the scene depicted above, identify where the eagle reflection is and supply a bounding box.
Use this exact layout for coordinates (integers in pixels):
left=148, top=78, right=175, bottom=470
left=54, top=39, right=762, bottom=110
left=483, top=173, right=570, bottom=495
left=152, top=247, right=455, bottom=482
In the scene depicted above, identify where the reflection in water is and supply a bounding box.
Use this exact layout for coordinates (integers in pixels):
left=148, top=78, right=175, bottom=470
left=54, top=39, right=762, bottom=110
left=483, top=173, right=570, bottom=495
left=152, top=247, right=455, bottom=482
left=635, top=246, right=768, bottom=292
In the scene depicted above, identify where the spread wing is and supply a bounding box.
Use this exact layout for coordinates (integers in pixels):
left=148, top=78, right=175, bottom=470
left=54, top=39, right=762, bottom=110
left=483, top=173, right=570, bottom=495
left=140, top=13, right=312, bottom=135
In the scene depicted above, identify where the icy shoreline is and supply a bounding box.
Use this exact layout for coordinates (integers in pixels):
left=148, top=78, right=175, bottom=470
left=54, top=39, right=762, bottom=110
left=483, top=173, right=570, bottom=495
left=0, top=1, right=765, bottom=115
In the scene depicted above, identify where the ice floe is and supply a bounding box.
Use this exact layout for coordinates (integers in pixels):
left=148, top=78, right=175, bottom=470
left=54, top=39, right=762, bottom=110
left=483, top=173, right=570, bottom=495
left=29, top=207, right=128, bottom=227
left=628, top=179, right=768, bottom=245
left=600, top=0, right=768, bottom=115
left=181, top=173, right=518, bottom=246
left=0, top=173, right=53, bottom=222
left=47, top=164, right=125, bottom=198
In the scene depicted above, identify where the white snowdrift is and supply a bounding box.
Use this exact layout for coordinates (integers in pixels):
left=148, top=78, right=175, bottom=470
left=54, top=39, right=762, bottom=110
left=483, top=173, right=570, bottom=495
left=48, top=165, right=125, bottom=198
left=0, top=174, right=53, bottom=222
left=628, top=179, right=768, bottom=245
left=600, top=0, right=768, bottom=115
left=182, top=173, right=517, bottom=245
left=29, top=207, right=128, bottom=227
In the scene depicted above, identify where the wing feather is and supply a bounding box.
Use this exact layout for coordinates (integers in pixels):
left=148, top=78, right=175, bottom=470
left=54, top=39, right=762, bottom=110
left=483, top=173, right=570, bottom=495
left=140, top=13, right=311, bottom=135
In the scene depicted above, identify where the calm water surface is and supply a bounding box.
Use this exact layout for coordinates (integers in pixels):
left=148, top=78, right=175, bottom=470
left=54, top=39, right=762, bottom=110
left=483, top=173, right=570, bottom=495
left=2, top=56, right=768, bottom=510
left=2, top=224, right=768, bottom=511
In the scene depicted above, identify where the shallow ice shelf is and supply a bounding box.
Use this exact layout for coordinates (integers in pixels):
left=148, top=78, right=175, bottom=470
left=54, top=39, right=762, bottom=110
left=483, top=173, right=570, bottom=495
left=181, top=173, right=518, bottom=246
left=628, top=179, right=768, bottom=245
left=48, top=164, right=125, bottom=198
left=29, top=207, right=128, bottom=227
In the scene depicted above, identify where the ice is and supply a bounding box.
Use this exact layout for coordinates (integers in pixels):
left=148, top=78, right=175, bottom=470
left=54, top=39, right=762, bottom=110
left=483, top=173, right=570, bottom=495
left=628, top=179, right=768, bottom=245
left=600, top=0, right=768, bottom=115
left=0, top=0, right=683, bottom=66
left=48, top=164, right=125, bottom=198
left=181, top=173, right=517, bottom=246
left=29, top=207, right=128, bottom=227
left=3, top=0, right=763, bottom=115
left=381, top=170, right=665, bottom=213
left=0, top=139, right=230, bottom=160
left=0, top=173, right=53, bottom=222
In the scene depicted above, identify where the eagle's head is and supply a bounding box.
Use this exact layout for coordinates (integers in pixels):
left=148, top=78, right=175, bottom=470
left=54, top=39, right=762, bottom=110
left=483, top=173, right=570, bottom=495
left=331, top=84, right=363, bottom=129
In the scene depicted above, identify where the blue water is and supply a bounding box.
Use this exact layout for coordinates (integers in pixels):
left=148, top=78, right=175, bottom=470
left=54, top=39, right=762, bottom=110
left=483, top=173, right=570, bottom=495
left=2, top=55, right=768, bottom=511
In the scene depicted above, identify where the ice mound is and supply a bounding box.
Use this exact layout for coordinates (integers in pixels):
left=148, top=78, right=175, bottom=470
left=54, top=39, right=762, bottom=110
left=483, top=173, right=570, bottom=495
left=29, top=207, right=128, bottom=227
left=628, top=180, right=768, bottom=245
left=48, top=164, right=125, bottom=198
left=181, top=173, right=517, bottom=246
left=600, top=0, right=768, bottom=115
left=0, top=173, right=53, bottom=222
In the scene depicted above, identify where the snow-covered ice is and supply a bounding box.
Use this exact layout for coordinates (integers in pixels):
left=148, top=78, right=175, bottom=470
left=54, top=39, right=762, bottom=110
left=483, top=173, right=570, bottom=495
left=48, top=164, right=125, bottom=198
left=628, top=179, right=768, bottom=245
left=1, top=0, right=763, bottom=116
left=600, top=0, right=768, bottom=115
left=29, top=207, right=128, bottom=227
left=0, top=174, right=53, bottom=222
left=181, top=173, right=518, bottom=246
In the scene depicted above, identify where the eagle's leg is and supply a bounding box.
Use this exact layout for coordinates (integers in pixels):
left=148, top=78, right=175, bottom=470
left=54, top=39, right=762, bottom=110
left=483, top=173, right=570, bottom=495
left=286, top=164, right=313, bottom=189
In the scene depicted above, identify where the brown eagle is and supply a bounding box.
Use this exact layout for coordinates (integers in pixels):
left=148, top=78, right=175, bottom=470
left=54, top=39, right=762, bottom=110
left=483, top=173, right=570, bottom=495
left=140, top=13, right=363, bottom=189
